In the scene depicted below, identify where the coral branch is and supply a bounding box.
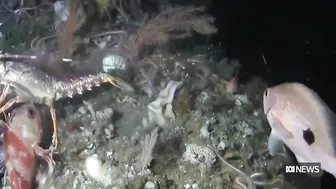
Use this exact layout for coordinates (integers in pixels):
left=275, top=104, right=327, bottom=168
left=125, top=6, right=218, bottom=59
left=56, top=0, right=86, bottom=59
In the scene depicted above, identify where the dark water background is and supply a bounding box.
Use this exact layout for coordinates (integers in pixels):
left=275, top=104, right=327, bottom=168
left=211, top=1, right=336, bottom=105
left=210, top=1, right=336, bottom=188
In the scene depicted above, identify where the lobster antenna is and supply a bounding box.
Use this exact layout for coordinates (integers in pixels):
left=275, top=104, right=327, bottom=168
left=0, top=52, right=73, bottom=62
left=0, top=52, right=37, bottom=59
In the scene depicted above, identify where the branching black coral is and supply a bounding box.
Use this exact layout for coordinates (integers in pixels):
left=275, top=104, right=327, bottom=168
left=56, top=0, right=86, bottom=59
left=125, top=6, right=218, bottom=59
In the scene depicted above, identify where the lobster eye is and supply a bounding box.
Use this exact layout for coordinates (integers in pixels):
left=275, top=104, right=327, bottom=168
left=27, top=107, right=35, bottom=118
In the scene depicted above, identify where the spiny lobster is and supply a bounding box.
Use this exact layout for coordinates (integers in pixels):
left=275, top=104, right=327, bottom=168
left=0, top=53, right=134, bottom=151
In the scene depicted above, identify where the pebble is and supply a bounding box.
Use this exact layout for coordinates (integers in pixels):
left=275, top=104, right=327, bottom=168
left=217, top=141, right=226, bottom=151
left=200, top=125, right=210, bottom=139
left=87, top=142, right=94, bottom=149
left=144, top=181, right=156, bottom=189
left=104, top=128, right=112, bottom=139
left=77, top=106, right=87, bottom=115
left=184, top=184, right=191, bottom=189
left=191, top=183, right=199, bottom=189
left=85, top=154, right=103, bottom=180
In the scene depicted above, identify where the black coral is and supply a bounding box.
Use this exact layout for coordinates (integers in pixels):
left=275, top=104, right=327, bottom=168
left=56, top=0, right=86, bottom=59
left=126, top=6, right=218, bottom=58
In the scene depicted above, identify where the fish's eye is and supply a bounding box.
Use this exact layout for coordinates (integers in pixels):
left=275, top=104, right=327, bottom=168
left=264, top=89, right=269, bottom=97
left=27, top=107, right=36, bottom=119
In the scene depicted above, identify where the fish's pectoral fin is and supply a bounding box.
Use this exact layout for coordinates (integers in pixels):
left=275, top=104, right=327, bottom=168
left=269, top=113, right=293, bottom=139
left=268, top=130, right=285, bottom=156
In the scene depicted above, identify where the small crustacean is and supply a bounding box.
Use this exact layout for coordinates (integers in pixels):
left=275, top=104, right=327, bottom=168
left=0, top=53, right=134, bottom=149
left=0, top=103, right=55, bottom=189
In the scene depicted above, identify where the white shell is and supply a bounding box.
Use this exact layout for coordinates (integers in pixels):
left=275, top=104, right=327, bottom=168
left=144, top=181, right=157, bottom=189
left=102, top=54, right=126, bottom=72
left=85, top=154, right=103, bottom=180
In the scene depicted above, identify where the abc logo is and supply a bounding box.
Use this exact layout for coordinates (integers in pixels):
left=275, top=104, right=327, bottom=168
left=285, top=164, right=323, bottom=177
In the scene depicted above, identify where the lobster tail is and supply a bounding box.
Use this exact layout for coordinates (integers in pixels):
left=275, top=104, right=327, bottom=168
left=54, top=73, right=134, bottom=99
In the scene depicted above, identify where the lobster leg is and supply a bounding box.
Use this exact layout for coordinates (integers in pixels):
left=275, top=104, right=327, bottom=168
left=47, top=102, right=58, bottom=151
left=0, top=96, right=25, bottom=113
left=0, top=84, right=31, bottom=113
left=0, top=85, right=21, bottom=113
left=0, top=85, right=10, bottom=105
